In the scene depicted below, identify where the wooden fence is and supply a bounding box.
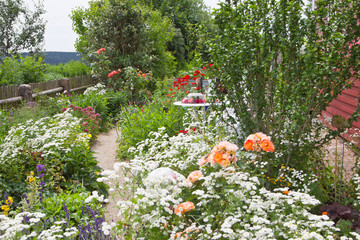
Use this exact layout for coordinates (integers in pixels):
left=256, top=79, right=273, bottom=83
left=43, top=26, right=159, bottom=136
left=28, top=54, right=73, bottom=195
left=0, top=75, right=94, bottom=105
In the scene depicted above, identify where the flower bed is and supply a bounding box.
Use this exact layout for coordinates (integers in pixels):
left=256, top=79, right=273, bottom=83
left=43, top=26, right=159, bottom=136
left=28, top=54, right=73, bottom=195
left=99, top=122, right=360, bottom=239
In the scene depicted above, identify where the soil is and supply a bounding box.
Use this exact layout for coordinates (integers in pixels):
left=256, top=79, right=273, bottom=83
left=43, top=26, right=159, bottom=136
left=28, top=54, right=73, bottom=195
left=92, top=127, right=123, bottom=224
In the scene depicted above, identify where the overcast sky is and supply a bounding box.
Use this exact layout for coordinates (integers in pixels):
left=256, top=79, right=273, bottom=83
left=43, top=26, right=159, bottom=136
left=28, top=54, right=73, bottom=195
left=24, top=0, right=222, bottom=52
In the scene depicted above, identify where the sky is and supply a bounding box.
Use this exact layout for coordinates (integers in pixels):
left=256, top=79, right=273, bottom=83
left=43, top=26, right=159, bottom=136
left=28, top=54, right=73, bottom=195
left=24, top=0, right=222, bottom=52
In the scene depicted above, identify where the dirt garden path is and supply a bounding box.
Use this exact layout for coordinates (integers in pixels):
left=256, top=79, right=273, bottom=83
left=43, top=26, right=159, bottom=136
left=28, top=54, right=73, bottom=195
left=92, top=127, right=123, bottom=224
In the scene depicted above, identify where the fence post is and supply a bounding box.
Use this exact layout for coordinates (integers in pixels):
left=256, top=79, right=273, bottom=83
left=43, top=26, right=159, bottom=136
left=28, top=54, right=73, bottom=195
left=18, top=84, right=33, bottom=102
left=58, top=78, right=70, bottom=95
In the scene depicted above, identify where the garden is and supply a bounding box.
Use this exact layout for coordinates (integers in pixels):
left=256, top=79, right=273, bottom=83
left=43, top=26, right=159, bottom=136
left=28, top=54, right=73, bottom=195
left=1, top=0, right=360, bottom=239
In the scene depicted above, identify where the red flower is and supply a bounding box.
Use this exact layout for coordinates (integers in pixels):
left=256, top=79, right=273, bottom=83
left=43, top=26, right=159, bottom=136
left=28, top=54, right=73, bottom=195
left=96, top=48, right=105, bottom=54
left=108, top=70, right=119, bottom=78
left=201, top=74, right=205, bottom=76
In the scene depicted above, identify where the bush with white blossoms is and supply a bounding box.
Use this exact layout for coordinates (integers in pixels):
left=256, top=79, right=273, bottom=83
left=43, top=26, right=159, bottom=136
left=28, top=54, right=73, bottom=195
left=83, top=83, right=107, bottom=96
left=0, top=111, right=90, bottom=163
left=100, top=126, right=360, bottom=239
left=0, top=110, right=103, bottom=204
left=0, top=211, right=77, bottom=240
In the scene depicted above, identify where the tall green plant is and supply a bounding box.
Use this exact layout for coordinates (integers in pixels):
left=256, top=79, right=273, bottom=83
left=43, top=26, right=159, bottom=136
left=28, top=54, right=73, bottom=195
left=209, top=0, right=360, bottom=170
left=117, top=100, right=186, bottom=159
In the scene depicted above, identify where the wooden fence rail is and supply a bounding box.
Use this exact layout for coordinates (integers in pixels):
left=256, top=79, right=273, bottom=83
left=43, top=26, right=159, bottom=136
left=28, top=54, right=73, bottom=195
left=0, top=75, right=94, bottom=105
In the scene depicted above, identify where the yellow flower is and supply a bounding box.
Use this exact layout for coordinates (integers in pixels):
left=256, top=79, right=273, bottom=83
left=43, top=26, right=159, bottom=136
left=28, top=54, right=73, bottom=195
left=1, top=205, right=9, bottom=215
left=5, top=197, right=13, bottom=205
left=30, top=171, right=34, bottom=176
left=87, top=134, right=92, bottom=139
left=1, top=205, right=8, bottom=210
left=28, top=176, right=35, bottom=182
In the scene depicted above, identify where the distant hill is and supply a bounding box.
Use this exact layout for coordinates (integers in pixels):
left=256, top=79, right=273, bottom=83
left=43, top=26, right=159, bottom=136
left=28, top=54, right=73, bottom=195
left=20, top=51, right=84, bottom=65
left=43, top=52, right=83, bottom=65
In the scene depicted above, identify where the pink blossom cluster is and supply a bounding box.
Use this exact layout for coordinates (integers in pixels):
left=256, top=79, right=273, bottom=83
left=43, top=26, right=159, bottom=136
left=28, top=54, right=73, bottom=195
left=181, top=98, right=206, bottom=104
left=69, top=105, right=101, bottom=134
left=198, top=141, right=239, bottom=168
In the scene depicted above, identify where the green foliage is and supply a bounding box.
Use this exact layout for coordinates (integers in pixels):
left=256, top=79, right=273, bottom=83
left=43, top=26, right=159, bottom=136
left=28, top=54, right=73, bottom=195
left=45, top=60, right=90, bottom=80
left=71, top=0, right=176, bottom=80
left=0, top=57, right=22, bottom=85
left=61, top=146, right=107, bottom=196
left=0, top=57, right=88, bottom=85
left=107, top=66, right=154, bottom=102
left=141, top=0, right=213, bottom=69
left=106, top=90, right=131, bottom=119
left=117, top=100, right=186, bottom=159
left=41, top=188, right=104, bottom=227
left=0, top=0, right=45, bottom=57
left=0, top=110, right=11, bottom=145
left=0, top=55, right=46, bottom=85
left=209, top=0, right=360, bottom=171
left=336, top=219, right=353, bottom=237
left=19, top=55, right=46, bottom=84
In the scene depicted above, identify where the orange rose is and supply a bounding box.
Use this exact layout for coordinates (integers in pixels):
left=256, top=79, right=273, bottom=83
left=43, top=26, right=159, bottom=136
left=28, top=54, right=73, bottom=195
left=218, top=158, right=231, bottom=168
left=260, top=139, right=275, bottom=152
left=142, top=73, right=146, bottom=77
left=174, top=201, right=195, bottom=215
left=213, top=151, right=223, bottom=163
left=137, top=73, right=140, bottom=77
left=244, top=139, right=254, bottom=151
left=187, top=171, right=203, bottom=183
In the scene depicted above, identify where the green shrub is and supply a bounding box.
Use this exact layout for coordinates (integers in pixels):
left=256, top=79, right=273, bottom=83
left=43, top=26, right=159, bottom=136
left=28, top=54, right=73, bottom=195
left=19, top=55, right=46, bottom=83
left=71, top=0, right=176, bottom=80
left=40, top=188, right=105, bottom=227
left=106, top=89, right=131, bottom=120
left=45, top=60, right=90, bottom=80
left=62, top=60, right=89, bottom=77
left=0, top=55, right=46, bottom=85
left=0, top=57, right=22, bottom=86
left=117, top=100, right=186, bottom=159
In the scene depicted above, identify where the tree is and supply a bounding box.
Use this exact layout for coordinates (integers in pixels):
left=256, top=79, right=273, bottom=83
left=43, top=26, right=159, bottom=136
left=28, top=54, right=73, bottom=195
left=209, top=0, right=360, bottom=171
left=141, top=0, right=212, bottom=69
left=71, top=0, right=176, bottom=79
left=0, top=0, right=46, bottom=58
